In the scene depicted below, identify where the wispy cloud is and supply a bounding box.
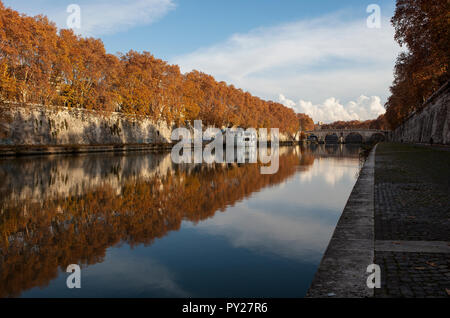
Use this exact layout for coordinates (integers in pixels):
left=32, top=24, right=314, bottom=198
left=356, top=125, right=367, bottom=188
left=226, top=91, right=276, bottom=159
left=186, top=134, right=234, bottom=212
left=175, top=12, right=400, bottom=121
left=189, top=202, right=333, bottom=263
left=4, top=0, right=175, bottom=36
left=74, top=0, right=175, bottom=36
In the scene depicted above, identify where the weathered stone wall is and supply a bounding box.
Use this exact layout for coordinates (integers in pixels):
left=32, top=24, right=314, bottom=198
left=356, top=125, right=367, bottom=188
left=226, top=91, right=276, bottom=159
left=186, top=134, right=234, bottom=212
left=0, top=102, right=296, bottom=147
left=389, top=82, right=450, bottom=145
left=0, top=103, right=173, bottom=145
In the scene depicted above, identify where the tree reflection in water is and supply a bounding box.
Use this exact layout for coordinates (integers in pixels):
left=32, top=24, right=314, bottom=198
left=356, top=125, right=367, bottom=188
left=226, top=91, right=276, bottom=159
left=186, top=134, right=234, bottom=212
left=0, top=145, right=360, bottom=297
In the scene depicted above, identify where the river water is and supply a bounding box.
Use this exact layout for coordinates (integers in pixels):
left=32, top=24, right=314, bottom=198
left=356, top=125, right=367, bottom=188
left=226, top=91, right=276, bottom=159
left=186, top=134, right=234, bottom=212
left=0, top=144, right=361, bottom=298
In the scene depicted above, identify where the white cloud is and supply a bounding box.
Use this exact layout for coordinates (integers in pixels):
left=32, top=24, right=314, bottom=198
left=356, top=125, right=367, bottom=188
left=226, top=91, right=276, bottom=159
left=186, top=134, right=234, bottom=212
left=174, top=12, right=400, bottom=120
left=189, top=201, right=334, bottom=263
left=298, top=157, right=359, bottom=186
left=279, top=94, right=386, bottom=123
left=4, top=0, right=175, bottom=36
left=183, top=155, right=361, bottom=263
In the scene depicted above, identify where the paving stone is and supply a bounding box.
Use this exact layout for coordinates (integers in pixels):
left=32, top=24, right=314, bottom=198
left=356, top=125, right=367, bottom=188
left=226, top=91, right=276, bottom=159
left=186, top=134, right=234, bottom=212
left=309, top=143, right=450, bottom=298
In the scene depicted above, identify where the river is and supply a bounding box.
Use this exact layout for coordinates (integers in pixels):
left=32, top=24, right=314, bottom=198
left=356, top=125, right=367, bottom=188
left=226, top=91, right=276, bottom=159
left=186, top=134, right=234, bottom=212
left=0, top=144, right=362, bottom=297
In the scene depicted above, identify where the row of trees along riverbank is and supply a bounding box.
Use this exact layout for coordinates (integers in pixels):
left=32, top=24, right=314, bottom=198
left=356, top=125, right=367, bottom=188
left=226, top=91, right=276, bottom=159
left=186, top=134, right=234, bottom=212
left=0, top=1, right=300, bottom=136
left=384, top=0, right=449, bottom=129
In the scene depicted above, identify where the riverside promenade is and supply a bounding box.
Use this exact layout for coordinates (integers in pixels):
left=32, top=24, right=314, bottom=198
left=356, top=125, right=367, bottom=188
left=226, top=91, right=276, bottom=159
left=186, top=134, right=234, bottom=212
left=307, top=142, right=450, bottom=298
left=374, top=143, right=449, bottom=297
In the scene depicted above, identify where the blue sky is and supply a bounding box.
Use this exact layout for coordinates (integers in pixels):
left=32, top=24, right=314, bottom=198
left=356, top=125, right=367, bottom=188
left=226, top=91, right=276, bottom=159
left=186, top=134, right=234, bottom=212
left=4, top=0, right=400, bottom=123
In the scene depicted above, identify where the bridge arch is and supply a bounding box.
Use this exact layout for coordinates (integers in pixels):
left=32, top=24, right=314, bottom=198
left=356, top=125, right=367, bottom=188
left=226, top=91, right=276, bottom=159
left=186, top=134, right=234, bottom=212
left=345, top=132, right=363, bottom=144
left=305, top=129, right=389, bottom=144
left=325, top=133, right=338, bottom=144
left=307, top=134, right=318, bottom=142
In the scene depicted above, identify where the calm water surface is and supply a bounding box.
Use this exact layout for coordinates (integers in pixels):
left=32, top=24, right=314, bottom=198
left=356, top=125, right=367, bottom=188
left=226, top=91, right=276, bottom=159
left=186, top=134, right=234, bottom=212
left=0, top=144, right=362, bottom=298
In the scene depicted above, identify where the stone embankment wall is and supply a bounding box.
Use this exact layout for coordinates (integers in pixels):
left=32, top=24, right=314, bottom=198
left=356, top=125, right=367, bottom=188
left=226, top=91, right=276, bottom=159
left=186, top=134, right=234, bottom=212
left=0, top=103, right=294, bottom=148
left=389, top=81, right=449, bottom=145
left=0, top=103, right=172, bottom=146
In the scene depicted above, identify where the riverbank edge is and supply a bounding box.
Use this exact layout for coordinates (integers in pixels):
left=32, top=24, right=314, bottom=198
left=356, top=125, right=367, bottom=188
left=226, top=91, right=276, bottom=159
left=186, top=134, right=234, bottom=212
left=0, top=143, right=174, bottom=156
left=306, top=144, right=377, bottom=298
left=0, top=141, right=298, bottom=157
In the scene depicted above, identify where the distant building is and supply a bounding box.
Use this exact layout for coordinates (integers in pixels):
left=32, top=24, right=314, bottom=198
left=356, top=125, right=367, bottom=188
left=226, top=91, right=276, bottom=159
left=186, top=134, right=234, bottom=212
left=316, top=121, right=324, bottom=130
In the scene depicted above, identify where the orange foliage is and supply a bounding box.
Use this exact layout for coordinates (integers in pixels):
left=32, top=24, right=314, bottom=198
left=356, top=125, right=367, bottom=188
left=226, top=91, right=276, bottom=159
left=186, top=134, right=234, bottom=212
left=0, top=2, right=299, bottom=133
left=384, top=0, right=449, bottom=129
left=321, top=115, right=389, bottom=130
left=297, top=113, right=314, bottom=131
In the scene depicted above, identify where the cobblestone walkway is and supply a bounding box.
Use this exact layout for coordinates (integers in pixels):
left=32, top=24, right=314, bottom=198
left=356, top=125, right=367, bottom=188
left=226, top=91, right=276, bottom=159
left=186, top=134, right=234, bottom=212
left=374, top=143, right=450, bottom=298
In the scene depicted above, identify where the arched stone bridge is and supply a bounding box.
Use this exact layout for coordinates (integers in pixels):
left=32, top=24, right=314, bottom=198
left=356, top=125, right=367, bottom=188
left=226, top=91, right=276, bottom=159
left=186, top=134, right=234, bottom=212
left=305, top=129, right=389, bottom=144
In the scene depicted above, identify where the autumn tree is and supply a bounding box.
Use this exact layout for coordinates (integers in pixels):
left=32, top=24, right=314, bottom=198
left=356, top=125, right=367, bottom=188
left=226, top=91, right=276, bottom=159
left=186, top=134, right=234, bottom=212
left=321, top=115, right=389, bottom=130
left=118, top=51, right=164, bottom=117
left=0, top=1, right=300, bottom=134
left=297, top=113, right=314, bottom=131
left=385, top=0, right=449, bottom=128
left=0, top=5, right=60, bottom=104
left=58, top=30, right=120, bottom=111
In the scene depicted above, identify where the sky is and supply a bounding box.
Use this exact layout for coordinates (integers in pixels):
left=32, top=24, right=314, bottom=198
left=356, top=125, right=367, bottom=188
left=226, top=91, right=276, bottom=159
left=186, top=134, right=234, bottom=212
left=3, top=0, right=402, bottom=123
